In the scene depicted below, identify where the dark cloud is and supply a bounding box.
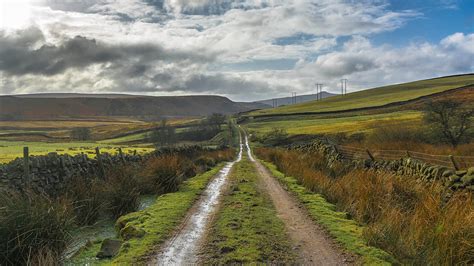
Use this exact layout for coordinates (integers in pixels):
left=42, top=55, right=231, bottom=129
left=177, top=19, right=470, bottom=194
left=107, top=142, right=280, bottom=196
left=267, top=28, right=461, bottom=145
left=0, top=27, right=213, bottom=76
left=175, top=73, right=275, bottom=96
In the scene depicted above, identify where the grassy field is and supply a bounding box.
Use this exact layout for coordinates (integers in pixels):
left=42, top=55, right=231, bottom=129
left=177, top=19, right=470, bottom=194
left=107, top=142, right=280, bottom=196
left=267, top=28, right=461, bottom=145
left=0, top=140, right=153, bottom=163
left=0, top=117, right=199, bottom=141
left=0, top=117, right=206, bottom=163
left=251, top=74, right=474, bottom=116
left=246, top=111, right=422, bottom=136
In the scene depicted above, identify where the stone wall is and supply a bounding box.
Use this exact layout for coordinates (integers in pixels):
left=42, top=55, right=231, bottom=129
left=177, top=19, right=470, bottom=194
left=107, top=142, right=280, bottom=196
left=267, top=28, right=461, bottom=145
left=287, top=140, right=474, bottom=193
left=0, top=152, right=144, bottom=195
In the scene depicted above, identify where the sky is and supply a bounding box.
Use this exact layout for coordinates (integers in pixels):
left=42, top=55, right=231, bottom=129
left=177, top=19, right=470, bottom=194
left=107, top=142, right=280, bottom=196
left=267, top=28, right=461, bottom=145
left=0, top=0, right=473, bottom=101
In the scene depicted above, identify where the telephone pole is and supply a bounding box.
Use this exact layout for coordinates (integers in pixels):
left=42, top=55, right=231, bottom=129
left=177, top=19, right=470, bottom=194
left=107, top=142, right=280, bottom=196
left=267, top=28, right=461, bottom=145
left=315, top=83, right=323, bottom=100
left=340, top=79, right=348, bottom=96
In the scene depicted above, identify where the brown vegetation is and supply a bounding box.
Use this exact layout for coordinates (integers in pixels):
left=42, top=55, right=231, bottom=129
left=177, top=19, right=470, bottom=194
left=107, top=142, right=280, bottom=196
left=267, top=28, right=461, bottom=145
left=256, top=147, right=474, bottom=264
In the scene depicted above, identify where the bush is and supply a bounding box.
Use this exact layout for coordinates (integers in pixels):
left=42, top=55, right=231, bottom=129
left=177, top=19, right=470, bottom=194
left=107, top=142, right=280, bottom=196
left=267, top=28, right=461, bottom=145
left=139, top=155, right=186, bottom=194
left=0, top=191, right=73, bottom=265
left=262, top=128, right=289, bottom=146
left=70, top=127, right=91, bottom=141
left=64, top=177, right=105, bottom=226
left=104, top=167, right=141, bottom=219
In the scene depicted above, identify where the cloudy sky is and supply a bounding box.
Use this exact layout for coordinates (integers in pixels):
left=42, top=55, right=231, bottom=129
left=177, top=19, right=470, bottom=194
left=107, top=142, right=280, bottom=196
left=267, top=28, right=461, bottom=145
left=0, top=0, right=473, bottom=101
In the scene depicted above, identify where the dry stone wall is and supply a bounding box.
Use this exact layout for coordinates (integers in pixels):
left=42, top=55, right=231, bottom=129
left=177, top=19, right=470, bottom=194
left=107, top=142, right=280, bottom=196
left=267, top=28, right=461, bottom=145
left=0, top=152, right=144, bottom=195
left=287, top=140, right=474, bottom=193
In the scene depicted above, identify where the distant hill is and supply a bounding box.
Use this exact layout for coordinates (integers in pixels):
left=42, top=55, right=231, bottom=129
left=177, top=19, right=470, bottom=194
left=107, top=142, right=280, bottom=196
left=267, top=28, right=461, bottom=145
left=255, top=91, right=336, bottom=107
left=251, top=74, right=474, bottom=117
left=0, top=94, right=267, bottom=120
left=11, top=93, right=141, bottom=99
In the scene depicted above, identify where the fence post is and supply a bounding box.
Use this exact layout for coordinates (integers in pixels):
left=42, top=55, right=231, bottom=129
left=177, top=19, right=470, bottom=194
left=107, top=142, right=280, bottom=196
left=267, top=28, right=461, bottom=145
left=23, top=147, right=30, bottom=182
left=366, top=149, right=375, bottom=161
left=95, top=147, right=106, bottom=179
left=118, top=148, right=126, bottom=165
left=449, top=155, right=460, bottom=171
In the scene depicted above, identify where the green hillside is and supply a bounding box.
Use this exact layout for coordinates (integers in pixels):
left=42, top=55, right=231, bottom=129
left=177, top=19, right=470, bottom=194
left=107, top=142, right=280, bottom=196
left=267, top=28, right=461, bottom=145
left=251, top=74, right=474, bottom=116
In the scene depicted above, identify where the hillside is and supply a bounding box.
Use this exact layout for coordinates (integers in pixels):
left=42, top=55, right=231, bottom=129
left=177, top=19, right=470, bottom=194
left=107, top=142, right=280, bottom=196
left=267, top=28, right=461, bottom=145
left=0, top=94, right=267, bottom=120
left=255, top=91, right=336, bottom=107
left=250, top=74, right=474, bottom=116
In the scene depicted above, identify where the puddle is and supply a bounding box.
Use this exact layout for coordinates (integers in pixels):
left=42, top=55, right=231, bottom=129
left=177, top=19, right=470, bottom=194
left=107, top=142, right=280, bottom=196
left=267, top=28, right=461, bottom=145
left=156, top=136, right=243, bottom=265
left=245, top=134, right=255, bottom=162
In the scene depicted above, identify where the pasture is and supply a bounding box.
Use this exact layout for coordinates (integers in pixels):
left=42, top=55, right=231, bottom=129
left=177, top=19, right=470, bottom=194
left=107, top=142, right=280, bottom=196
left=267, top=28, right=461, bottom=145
left=246, top=110, right=422, bottom=136
left=251, top=74, right=474, bottom=116
left=0, top=140, right=153, bottom=163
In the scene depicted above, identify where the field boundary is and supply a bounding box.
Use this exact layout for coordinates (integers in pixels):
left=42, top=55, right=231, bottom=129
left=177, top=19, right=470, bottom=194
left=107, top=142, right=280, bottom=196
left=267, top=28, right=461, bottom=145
left=288, top=139, right=474, bottom=193
left=336, top=145, right=474, bottom=170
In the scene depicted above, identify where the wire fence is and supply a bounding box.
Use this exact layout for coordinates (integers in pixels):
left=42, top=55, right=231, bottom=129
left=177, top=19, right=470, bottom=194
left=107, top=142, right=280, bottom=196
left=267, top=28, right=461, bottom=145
left=336, top=145, right=474, bottom=170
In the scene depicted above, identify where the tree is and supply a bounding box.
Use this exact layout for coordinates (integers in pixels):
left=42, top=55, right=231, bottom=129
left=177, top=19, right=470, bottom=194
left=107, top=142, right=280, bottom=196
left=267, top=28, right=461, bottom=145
left=71, top=127, right=91, bottom=140
left=206, top=113, right=226, bottom=130
left=424, top=100, right=473, bottom=147
left=149, top=119, right=176, bottom=147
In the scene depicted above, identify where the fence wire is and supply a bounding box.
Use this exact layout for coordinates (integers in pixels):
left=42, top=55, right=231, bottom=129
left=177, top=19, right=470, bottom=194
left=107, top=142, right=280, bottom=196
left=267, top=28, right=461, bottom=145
left=336, top=145, right=473, bottom=170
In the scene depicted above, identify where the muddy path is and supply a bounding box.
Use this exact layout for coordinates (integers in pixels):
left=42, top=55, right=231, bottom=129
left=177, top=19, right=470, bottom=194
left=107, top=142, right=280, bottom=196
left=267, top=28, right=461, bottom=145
left=244, top=134, right=351, bottom=265
left=152, top=137, right=243, bottom=265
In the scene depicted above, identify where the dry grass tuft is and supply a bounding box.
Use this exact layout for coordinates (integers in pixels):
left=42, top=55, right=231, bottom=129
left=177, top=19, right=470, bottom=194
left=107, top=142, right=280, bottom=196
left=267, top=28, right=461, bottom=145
left=256, top=147, right=474, bottom=264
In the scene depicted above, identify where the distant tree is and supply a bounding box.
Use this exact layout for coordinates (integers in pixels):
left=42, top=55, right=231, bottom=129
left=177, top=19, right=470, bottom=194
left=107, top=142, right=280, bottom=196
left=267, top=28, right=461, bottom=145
left=206, top=113, right=226, bottom=130
left=424, top=100, right=473, bottom=147
left=71, top=127, right=91, bottom=140
left=150, top=119, right=176, bottom=147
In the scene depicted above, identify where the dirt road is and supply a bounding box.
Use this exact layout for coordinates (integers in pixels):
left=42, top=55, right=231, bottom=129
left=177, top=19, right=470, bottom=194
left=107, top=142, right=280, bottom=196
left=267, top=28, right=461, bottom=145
left=153, top=137, right=243, bottom=265
left=153, top=133, right=348, bottom=265
left=244, top=134, right=348, bottom=265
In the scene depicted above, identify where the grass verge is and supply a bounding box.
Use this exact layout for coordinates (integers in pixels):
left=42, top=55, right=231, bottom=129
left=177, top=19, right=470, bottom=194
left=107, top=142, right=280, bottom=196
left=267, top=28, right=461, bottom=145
left=260, top=161, right=397, bottom=265
left=69, top=163, right=225, bottom=265
left=201, top=157, right=297, bottom=264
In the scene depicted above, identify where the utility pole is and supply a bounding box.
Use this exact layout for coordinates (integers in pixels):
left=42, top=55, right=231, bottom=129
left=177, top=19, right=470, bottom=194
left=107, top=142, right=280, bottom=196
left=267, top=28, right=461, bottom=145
left=341, top=79, right=348, bottom=96
left=291, top=92, right=297, bottom=104
left=315, top=83, right=323, bottom=101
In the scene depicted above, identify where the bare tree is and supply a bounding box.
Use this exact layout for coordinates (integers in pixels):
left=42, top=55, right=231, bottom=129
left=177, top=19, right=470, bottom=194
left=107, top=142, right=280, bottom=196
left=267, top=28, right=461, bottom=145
left=149, top=119, right=176, bottom=147
left=424, top=100, right=473, bottom=147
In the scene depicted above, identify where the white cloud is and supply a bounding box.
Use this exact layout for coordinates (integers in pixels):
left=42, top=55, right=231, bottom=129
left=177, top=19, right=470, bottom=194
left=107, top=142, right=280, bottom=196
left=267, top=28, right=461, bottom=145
left=0, top=0, right=472, bottom=101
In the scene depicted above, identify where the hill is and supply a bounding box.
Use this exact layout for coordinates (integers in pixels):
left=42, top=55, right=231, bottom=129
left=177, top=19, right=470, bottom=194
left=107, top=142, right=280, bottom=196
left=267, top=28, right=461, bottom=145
left=250, top=74, right=474, bottom=117
left=255, top=91, right=336, bottom=108
left=0, top=94, right=266, bottom=120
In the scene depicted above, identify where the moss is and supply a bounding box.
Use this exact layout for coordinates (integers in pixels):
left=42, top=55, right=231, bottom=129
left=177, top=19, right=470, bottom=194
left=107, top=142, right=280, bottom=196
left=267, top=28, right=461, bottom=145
left=202, top=157, right=298, bottom=264
left=108, top=163, right=226, bottom=264
left=261, top=160, right=397, bottom=265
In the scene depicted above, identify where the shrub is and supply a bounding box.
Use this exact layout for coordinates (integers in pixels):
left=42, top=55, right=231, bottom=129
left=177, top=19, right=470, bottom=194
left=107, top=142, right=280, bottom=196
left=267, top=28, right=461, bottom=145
left=0, top=191, right=73, bottom=265
left=104, top=167, right=141, bottom=219
left=262, top=128, right=289, bottom=146
left=64, top=177, right=105, bottom=226
left=139, top=155, right=187, bottom=194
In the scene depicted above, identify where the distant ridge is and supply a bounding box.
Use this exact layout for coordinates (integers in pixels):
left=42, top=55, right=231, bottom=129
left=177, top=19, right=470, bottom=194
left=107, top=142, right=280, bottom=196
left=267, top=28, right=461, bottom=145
left=0, top=94, right=267, bottom=120
left=11, top=93, right=142, bottom=99
left=255, top=91, right=336, bottom=107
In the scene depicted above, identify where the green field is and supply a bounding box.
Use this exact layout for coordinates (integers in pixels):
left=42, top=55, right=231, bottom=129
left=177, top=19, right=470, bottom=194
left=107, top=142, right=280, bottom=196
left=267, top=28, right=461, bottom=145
left=251, top=74, right=474, bottom=116
left=246, top=111, right=422, bottom=136
left=0, top=141, right=154, bottom=163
